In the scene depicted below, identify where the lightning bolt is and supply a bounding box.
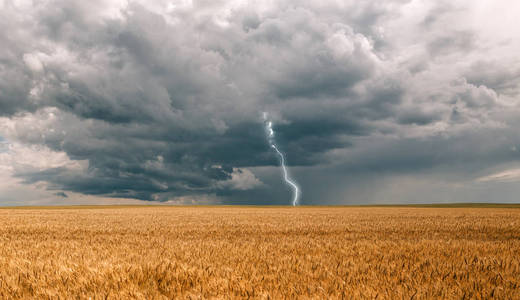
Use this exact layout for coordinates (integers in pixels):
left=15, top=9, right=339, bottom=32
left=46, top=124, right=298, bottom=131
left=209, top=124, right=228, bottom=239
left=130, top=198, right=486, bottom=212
left=263, top=112, right=300, bottom=206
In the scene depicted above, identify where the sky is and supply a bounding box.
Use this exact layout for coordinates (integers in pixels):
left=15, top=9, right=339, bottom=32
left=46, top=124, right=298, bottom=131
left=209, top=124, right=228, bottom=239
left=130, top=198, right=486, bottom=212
left=1, top=0, right=520, bottom=205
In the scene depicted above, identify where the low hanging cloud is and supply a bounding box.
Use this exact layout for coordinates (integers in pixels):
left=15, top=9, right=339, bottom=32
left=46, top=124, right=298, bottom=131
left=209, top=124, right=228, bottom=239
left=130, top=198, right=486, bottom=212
left=216, top=167, right=263, bottom=191
left=477, top=169, right=520, bottom=183
left=1, top=0, right=520, bottom=204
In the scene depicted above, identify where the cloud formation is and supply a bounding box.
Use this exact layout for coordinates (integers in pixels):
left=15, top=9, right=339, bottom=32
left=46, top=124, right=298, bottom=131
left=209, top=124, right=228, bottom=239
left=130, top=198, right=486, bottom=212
left=1, top=0, right=520, bottom=204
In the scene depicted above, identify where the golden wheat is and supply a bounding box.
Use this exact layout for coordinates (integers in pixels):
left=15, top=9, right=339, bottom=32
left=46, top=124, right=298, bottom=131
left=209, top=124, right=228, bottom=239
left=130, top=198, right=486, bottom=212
left=0, top=206, right=519, bottom=299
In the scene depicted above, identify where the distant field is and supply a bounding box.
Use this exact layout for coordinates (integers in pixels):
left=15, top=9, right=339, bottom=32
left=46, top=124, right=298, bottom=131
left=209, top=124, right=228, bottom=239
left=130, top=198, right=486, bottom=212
left=3, top=202, right=520, bottom=209
left=0, top=206, right=519, bottom=299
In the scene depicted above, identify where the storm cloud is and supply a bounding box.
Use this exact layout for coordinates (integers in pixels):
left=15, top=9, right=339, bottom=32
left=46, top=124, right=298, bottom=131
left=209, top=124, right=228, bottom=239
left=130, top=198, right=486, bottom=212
left=1, top=0, right=520, bottom=204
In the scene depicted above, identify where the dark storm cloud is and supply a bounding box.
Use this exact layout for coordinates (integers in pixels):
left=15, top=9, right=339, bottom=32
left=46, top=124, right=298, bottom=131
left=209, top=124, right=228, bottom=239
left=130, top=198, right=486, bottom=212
left=1, top=0, right=520, bottom=204
left=54, top=191, right=68, bottom=198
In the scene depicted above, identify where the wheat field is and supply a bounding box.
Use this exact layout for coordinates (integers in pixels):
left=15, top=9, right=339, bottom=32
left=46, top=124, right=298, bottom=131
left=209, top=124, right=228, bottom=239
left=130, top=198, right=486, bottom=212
left=0, top=206, right=519, bottom=299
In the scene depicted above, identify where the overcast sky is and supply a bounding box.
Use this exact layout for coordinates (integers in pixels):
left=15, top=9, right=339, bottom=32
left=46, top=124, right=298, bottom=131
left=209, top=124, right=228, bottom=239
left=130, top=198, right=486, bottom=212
left=1, top=0, right=520, bottom=205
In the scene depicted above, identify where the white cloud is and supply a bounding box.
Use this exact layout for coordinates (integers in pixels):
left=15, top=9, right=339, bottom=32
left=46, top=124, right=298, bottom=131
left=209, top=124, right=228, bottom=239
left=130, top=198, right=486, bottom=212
left=23, top=53, right=45, bottom=73
left=217, top=168, right=263, bottom=190
left=476, top=169, right=520, bottom=183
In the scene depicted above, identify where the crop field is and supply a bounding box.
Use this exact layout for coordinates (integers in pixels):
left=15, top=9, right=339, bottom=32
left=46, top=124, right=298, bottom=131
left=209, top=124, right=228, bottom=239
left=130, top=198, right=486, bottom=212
left=0, top=205, right=519, bottom=299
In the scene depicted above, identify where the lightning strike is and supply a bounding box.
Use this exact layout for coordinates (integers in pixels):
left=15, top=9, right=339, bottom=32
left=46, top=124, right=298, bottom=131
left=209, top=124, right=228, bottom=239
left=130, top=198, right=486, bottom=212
left=263, top=112, right=300, bottom=206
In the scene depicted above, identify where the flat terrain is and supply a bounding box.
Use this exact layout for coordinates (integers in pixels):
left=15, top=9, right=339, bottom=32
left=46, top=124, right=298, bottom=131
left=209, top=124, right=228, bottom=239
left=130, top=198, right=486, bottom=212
left=0, top=206, right=519, bottom=299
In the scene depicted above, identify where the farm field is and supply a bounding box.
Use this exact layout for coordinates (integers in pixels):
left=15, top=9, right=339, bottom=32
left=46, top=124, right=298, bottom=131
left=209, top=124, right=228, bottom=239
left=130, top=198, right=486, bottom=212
left=0, top=205, right=519, bottom=299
